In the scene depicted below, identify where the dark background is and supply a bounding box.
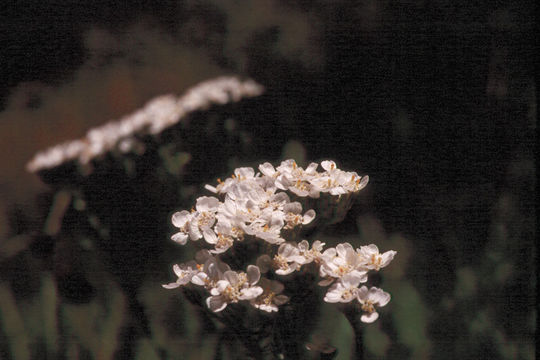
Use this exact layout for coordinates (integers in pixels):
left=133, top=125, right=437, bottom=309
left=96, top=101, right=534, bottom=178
left=0, top=1, right=535, bottom=359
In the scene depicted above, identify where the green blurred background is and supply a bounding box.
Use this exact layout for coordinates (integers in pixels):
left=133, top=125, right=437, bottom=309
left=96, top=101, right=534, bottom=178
left=0, top=1, right=535, bottom=359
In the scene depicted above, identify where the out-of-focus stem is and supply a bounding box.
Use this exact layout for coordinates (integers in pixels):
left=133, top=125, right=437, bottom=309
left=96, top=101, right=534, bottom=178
left=342, top=305, right=364, bottom=360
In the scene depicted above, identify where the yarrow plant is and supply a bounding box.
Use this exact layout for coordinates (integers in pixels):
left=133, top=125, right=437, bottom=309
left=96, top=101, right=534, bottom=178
left=163, top=159, right=396, bottom=358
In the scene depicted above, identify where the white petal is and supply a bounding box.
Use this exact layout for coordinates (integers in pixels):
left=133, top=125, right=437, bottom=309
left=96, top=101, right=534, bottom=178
left=188, top=222, right=202, bottom=240
left=259, top=303, right=278, bottom=312
left=341, top=272, right=363, bottom=288
left=196, top=196, right=220, bottom=211
left=336, top=243, right=353, bottom=258
left=362, top=244, right=379, bottom=255
left=321, top=160, right=336, bottom=171
left=171, top=210, right=190, bottom=227
left=312, top=240, right=325, bottom=251
left=381, top=250, right=397, bottom=267
left=203, top=228, right=218, bottom=244
left=259, top=163, right=276, bottom=177
left=357, top=286, right=369, bottom=300
left=302, top=209, right=316, bottom=224
left=172, top=264, right=183, bottom=277
left=276, top=267, right=296, bottom=275
left=246, top=265, right=261, bottom=285
left=191, top=273, right=208, bottom=286
left=207, top=295, right=228, bottom=312
left=235, top=167, right=255, bottom=179
left=361, top=312, right=379, bottom=323
left=323, top=288, right=343, bottom=303
left=162, top=282, right=180, bottom=289
left=357, top=176, right=369, bottom=190
left=284, top=202, right=302, bottom=214
left=240, top=286, right=263, bottom=300
left=305, top=162, right=319, bottom=174
left=350, top=270, right=368, bottom=283
left=171, top=232, right=188, bottom=245
left=369, top=287, right=391, bottom=307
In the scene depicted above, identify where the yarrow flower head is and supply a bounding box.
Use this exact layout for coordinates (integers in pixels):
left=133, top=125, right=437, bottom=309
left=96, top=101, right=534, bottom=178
left=163, top=159, right=395, bottom=325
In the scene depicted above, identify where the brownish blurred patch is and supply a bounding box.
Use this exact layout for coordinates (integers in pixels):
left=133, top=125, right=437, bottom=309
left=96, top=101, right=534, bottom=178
left=0, top=22, right=224, bottom=232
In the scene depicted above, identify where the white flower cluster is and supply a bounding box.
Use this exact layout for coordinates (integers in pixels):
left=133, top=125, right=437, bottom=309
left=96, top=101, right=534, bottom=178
left=163, top=159, right=395, bottom=322
left=26, top=76, right=264, bottom=172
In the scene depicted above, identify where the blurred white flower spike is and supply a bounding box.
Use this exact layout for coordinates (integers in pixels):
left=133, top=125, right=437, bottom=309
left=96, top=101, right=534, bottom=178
left=163, top=159, right=396, bottom=322
left=26, top=76, right=264, bottom=172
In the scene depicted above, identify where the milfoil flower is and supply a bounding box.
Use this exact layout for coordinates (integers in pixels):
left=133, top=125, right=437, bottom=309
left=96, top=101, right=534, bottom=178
left=205, top=167, right=259, bottom=194
left=319, top=243, right=368, bottom=285
left=250, top=278, right=289, bottom=312
left=282, top=202, right=316, bottom=230
left=356, top=286, right=391, bottom=323
left=297, top=240, right=325, bottom=264
left=191, top=256, right=231, bottom=290
left=162, top=261, right=202, bottom=289
left=244, top=209, right=286, bottom=244
left=203, top=220, right=236, bottom=254
left=357, top=244, right=397, bottom=271
left=323, top=272, right=365, bottom=303
left=273, top=243, right=306, bottom=275
left=206, top=265, right=263, bottom=312
left=188, top=196, right=220, bottom=240
left=170, top=196, right=219, bottom=244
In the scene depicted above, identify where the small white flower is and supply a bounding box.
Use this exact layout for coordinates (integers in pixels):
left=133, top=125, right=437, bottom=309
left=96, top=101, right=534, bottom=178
left=170, top=210, right=193, bottom=244
left=357, top=244, right=396, bottom=271
left=206, top=265, right=263, bottom=312
left=187, top=196, right=220, bottom=240
left=323, top=272, right=364, bottom=303
left=162, top=261, right=202, bottom=289
left=273, top=243, right=306, bottom=275
left=245, top=209, right=285, bottom=244
left=191, top=257, right=230, bottom=289
left=356, top=286, right=391, bottom=323
left=205, top=167, right=259, bottom=194
left=251, top=278, right=289, bottom=312
left=275, top=160, right=322, bottom=198
left=319, top=243, right=368, bottom=282
left=297, top=240, right=325, bottom=264
left=258, top=162, right=278, bottom=178
left=339, top=172, right=369, bottom=193
left=283, top=202, right=316, bottom=230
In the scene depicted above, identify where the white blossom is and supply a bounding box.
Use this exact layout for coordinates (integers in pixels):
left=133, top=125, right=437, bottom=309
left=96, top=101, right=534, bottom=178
left=206, top=265, right=263, bottom=312
left=323, top=272, right=365, bottom=303
left=319, top=243, right=368, bottom=282
left=273, top=243, right=306, bottom=275
left=357, top=286, right=391, bottom=323
left=297, top=240, right=325, bottom=264
left=191, top=256, right=231, bottom=289
left=27, top=77, right=264, bottom=172
left=251, top=278, right=289, bottom=312
left=170, top=210, right=193, bottom=244
left=162, top=261, right=202, bottom=289
left=357, top=244, right=397, bottom=271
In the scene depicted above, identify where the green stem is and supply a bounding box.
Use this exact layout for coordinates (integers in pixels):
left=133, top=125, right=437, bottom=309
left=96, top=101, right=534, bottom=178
left=342, top=305, right=364, bottom=360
